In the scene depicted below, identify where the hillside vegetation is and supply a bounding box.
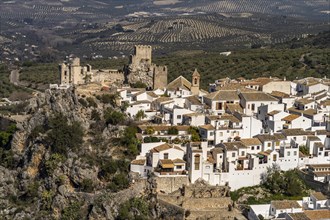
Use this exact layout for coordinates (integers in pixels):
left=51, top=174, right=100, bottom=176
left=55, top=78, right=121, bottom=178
left=17, top=46, right=329, bottom=90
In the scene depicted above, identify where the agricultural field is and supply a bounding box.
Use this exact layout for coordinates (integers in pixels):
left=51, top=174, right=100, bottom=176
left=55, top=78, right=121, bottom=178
left=0, top=0, right=329, bottom=62
left=17, top=44, right=330, bottom=91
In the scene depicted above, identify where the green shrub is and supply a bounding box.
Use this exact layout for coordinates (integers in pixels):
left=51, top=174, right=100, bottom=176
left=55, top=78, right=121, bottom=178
left=86, top=97, right=97, bottom=108
left=78, top=98, right=88, bottom=107
left=80, top=179, right=94, bottom=193
left=117, top=197, right=150, bottom=220
left=61, top=201, right=83, bottom=220
left=167, top=127, right=178, bottom=135
left=47, top=114, right=84, bottom=155
left=104, top=108, right=126, bottom=125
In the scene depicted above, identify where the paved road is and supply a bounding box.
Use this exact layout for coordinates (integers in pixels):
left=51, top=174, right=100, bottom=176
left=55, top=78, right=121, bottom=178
left=10, top=69, right=20, bottom=85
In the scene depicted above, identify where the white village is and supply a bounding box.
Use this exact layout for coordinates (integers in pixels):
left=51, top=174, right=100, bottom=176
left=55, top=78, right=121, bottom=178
left=53, top=45, right=330, bottom=220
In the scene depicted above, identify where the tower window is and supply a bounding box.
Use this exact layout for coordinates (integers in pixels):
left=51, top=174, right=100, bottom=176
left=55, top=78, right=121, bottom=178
left=194, top=78, right=198, bottom=85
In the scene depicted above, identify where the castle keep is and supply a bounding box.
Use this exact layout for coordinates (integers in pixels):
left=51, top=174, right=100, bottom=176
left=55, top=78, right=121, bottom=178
left=125, top=45, right=168, bottom=89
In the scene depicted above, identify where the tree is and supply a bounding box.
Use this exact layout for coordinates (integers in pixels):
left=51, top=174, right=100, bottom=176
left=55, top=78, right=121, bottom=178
left=188, top=126, right=200, bottom=142
left=299, top=145, right=309, bottom=156
left=135, top=110, right=146, bottom=121
left=104, top=108, right=126, bottom=125
left=130, top=81, right=147, bottom=88
left=47, top=114, right=84, bottom=155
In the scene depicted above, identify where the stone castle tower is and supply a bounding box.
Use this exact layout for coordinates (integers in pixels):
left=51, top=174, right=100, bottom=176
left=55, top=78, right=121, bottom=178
left=126, top=45, right=168, bottom=89
left=59, top=57, right=92, bottom=85
left=130, top=45, right=152, bottom=71
left=191, top=68, right=200, bottom=95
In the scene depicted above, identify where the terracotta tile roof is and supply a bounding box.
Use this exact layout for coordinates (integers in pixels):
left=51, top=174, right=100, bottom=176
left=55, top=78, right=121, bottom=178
left=167, top=76, right=191, bottom=91
left=314, top=142, right=325, bottom=148
left=308, top=164, right=330, bottom=169
left=138, top=125, right=190, bottom=132
left=304, top=210, right=330, bottom=220
left=297, top=98, right=314, bottom=105
left=282, top=114, right=300, bottom=122
left=131, top=159, right=145, bottom=165
left=173, top=158, right=185, bottom=164
left=270, top=91, right=290, bottom=98
left=154, top=97, right=173, bottom=103
left=205, top=90, right=239, bottom=101
left=185, top=95, right=202, bottom=105
left=288, top=213, right=310, bottom=220
left=159, top=159, right=174, bottom=168
left=254, top=133, right=286, bottom=142
left=183, top=112, right=203, bottom=117
left=240, top=138, right=262, bottom=146
left=240, top=92, right=278, bottom=102
left=226, top=103, right=243, bottom=113
left=268, top=110, right=281, bottom=116
left=316, top=130, right=328, bottom=135
left=307, top=135, right=321, bottom=141
left=217, top=84, right=252, bottom=91
left=319, top=100, right=330, bottom=107
left=303, top=109, right=317, bottom=116
left=199, top=124, right=215, bottom=130
left=220, top=114, right=241, bottom=123
left=313, top=171, right=330, bottom=177
left=271, top=200, right=301, bottom=209
left=147, top=91, right=158, bottom=98
left=151, top=143, right=171, bottom=152
left=222, top=142, right=247, bottom=151
left=282, top=129, right=307, bottom=136
left=311, top=192, right=327, bottom=200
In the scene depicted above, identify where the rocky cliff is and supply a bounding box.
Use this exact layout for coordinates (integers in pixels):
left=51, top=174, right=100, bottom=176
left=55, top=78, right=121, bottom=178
left=0, top=88, right=160, bottom=219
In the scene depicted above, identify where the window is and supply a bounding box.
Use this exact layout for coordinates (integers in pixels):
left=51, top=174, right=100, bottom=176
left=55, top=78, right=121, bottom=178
left=273, top=154, right=277, bottom=161
left=251, top=104, right=255, bottom=111
left=176, top=165, right=182, bottom=169
left=257, top=146, right=260, bottom=150
left=164, top=153, right=169, bottom=159
left=194, top=155, right=200, bottom=170
left=210, top=132, right=214, bottom=136
left=232, top=152, right=236, bottom=157
left=220, top=155, right=222, bottom=159
left=293, top=137, right=297, bottom=141
left=218, top=102, right=222, bottom=110
left=247, top=104, right=250, bottom=109
left=287, top=151, right=290, bottom=156
left=241, top=151, right=245, bottom=156
left=177, top=115, right=181, bottom=119
left=251, top=146, right=255, bottom=150
left=194, top=78, right=198, bottom=85
left=294, top=151, right=297, bottom=156
left=268, top=143, right=271, bottom=147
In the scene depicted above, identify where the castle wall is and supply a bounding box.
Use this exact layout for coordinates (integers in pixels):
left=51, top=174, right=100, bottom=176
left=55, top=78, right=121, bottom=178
left=155, top=176, right=189, bottom=194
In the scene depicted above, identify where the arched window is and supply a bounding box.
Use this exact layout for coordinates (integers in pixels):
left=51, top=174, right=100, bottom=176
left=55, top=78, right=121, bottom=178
left=194, top=78, right=198, bottom=85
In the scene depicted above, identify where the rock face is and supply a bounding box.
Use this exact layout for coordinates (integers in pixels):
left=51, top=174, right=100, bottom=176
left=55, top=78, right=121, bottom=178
left=0, top=88, right=153, bottom=219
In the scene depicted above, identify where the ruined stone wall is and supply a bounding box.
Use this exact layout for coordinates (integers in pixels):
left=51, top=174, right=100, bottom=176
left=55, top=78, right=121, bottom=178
left=155, top=176, right=189, bottom=194
left=182, top=197, right=232, bottom=210
left=92, top=71, right=125, bottom=85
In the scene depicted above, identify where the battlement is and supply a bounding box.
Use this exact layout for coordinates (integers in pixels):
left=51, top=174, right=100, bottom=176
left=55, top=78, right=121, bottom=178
left=130, top=45, right=152, bottom=66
